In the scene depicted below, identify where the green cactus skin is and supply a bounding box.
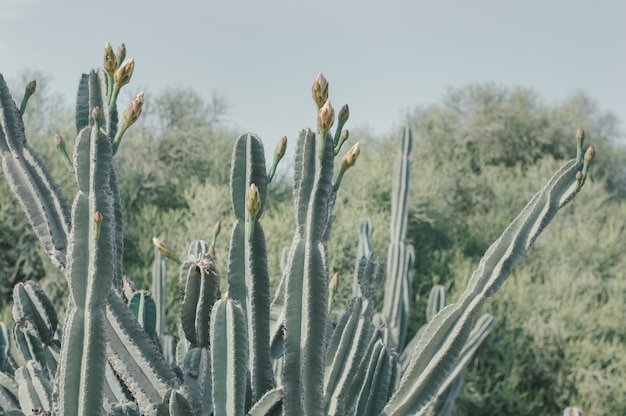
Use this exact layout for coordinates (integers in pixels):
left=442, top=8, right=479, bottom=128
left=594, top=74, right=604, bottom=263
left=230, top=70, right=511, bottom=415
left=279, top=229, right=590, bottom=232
left=14, top=360, right=52, bottom=414
left=105, top=292, right=179, bottom=415
left=381, top=126, right=414, bottom=353
left=158, top=388, right=195, bottom=416
left=128, top=291, right=158, bottom=339
left=282, top=129, right=335, bottom=415
left=324, top=297, right=382, bottom=414
left=227, top=133, right=274, bottom=401
left=382, top=157, right=586, bottom=415
left=424, top=313, right=494, bottom=415
left=152, top=245, right=168, bottom=337
left=103, top=362, right=130, bottom=411
left=0, top=75, right=71, bottom=271
left=210, top=299, right=248, bottom=416
left=425, top=285, right=447, bottom=324
left=179, top=241, right=221, bottom=348
left=246, top=386, right=283, bottom=416
left=109, top=400, right=141, bottom=416
left=356, top=253, right=386, bottom=299
left=183, top=347, right=213, bottom=416
left=0, top=370, right=20, bottom=411
left=352, top=218, right=374, bottom=298
left=0, top=323, right=14, bottom=374
left=12, top=281, right=58, bottom=345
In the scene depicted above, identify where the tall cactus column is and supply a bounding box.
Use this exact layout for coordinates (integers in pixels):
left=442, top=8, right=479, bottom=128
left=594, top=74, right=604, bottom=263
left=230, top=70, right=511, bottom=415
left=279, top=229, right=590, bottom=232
left=282, top=127, right=335, bottom=415
left=227, top=133, right=275, bottom=402
left=57, top=107, right=116, bottom=415
left=381, top=126, right=415, bottom=352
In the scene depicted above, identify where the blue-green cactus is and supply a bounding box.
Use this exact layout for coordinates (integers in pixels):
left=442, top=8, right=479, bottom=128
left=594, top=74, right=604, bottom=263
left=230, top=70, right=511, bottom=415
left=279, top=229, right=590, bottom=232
left=0, top=50, right=596, bottom=416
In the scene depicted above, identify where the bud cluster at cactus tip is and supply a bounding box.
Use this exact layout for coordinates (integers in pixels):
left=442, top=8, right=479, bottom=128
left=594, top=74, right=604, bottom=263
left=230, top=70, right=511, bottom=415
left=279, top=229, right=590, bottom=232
left=153, top=237, right=180, bottom=263
left=312, top=72, right=329, bottom=109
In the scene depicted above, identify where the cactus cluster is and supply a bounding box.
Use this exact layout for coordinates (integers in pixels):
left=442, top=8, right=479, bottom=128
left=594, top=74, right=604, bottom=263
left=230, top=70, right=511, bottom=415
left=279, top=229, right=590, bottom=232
left=0, top=45, right=595, bottom=415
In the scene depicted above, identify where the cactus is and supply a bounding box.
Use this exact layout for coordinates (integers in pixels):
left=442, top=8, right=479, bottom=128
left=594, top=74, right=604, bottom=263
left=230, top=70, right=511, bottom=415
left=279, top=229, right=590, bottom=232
left=0, top=47, right=596, bottom=416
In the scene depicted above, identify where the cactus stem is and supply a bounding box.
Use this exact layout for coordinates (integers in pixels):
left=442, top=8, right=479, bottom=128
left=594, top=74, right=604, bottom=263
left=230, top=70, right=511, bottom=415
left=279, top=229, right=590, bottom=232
left=19, top=80, right=36, bottom=115
left=54, top=134, right=74, bottom=172
left=334, top=129, right=349, bottom=156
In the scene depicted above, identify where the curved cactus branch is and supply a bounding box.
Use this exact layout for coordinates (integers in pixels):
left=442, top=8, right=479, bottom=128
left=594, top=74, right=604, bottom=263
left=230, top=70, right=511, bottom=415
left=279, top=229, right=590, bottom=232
left=383, top=158, right=585, bottom=415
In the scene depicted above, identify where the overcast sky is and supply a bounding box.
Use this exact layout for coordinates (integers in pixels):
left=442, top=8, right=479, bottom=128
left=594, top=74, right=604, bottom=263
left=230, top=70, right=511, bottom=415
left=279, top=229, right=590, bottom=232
left=1, top=0, right=624, bottom=155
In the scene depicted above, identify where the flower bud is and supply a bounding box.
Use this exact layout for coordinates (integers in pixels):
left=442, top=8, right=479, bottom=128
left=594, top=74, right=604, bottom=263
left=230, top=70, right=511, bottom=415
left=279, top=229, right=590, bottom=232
left=329, top=272, right=339, bottom=293
left=25, top=80, right=36, bottom=96
left=104, top=42, right=117, bottom=75
left=91, top=106, right=102, bottom=123
left=576, top=126, right=585, bottom=143
left=114, top=58, right=135, bottom=87
left=275, top=136, right=287, bottom=160
left=246, top=183, right=261, bottom=219
left=93, top=211, right=103, bottom=240
left=54, top=134, right=64, bottom=149
left=153, top=237, right=180, bottom=263
left=575, top=171, right=583, bottom=181
left=338, top=104, right=349, bottom=125
left=584, top=145, right=596, bottom=163
left=122, top=91, right=144, bottom=128
left=311, top=73, right=329, bottom=109
left=341, top=142, right=360, bottom=169
left=116, top=43, right=126, bottom=68
left=213, top=220, right=222, bottom=237
left=317, top=100, right=335, bottom=133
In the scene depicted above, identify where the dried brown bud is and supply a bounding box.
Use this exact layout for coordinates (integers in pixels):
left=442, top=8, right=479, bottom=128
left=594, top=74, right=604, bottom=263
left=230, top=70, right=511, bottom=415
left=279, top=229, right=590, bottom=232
left=575, top=171, right=583, bottom=181
left=317, top=100, right=335, bottom=133
left=246, top=183, right=261, bottom=219
left=311, top=73, right=329, bottom=109
left=114, top=58, right=135, bottom=87
left=104, top=42, right=117, bottom=75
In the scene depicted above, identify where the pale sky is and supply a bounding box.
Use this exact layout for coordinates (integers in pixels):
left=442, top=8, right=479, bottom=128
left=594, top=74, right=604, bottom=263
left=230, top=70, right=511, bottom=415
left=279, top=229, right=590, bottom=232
left=1, top=0, right=624, bottom=154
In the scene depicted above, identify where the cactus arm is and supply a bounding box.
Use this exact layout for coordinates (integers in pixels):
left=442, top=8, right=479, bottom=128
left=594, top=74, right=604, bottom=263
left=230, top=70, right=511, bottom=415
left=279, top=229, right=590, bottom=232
left=14, top=360, right=52, bottom=413
left=246, top=386, right=283, bottom=416
left=227, top=133, right=274, bottom=400
left=159, top=388, right=195, bottom=416
left=210, top=299, right=248, bottom=416
left=323, top=298, right=376, bottom=414
left=0, top=74, right=71, bottom=271
left=128, top=291, right=157, bottom=338
left=152, top=247, right=167, bottom=337
left=12, top=281, right=58, bottom=345
left=0, top=371, right=20, bottom=410
left=381, top=126, right=413, bottom=352
left=353, top=339, right=396, bottom=416
left=425, top=313, right=494, bottom=414
left=179, top=241, right=221, bottom=348
left=183, top=347, right=213, bottom=416
left=282, top=129, right=334, bottom=415
left=105, top=292, right=179, bottom=414
left=75, top=69, right=118, bottom=138
left=352, top=218, right=374, bottom=298
left=382, top=158, right=583, bottom=415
